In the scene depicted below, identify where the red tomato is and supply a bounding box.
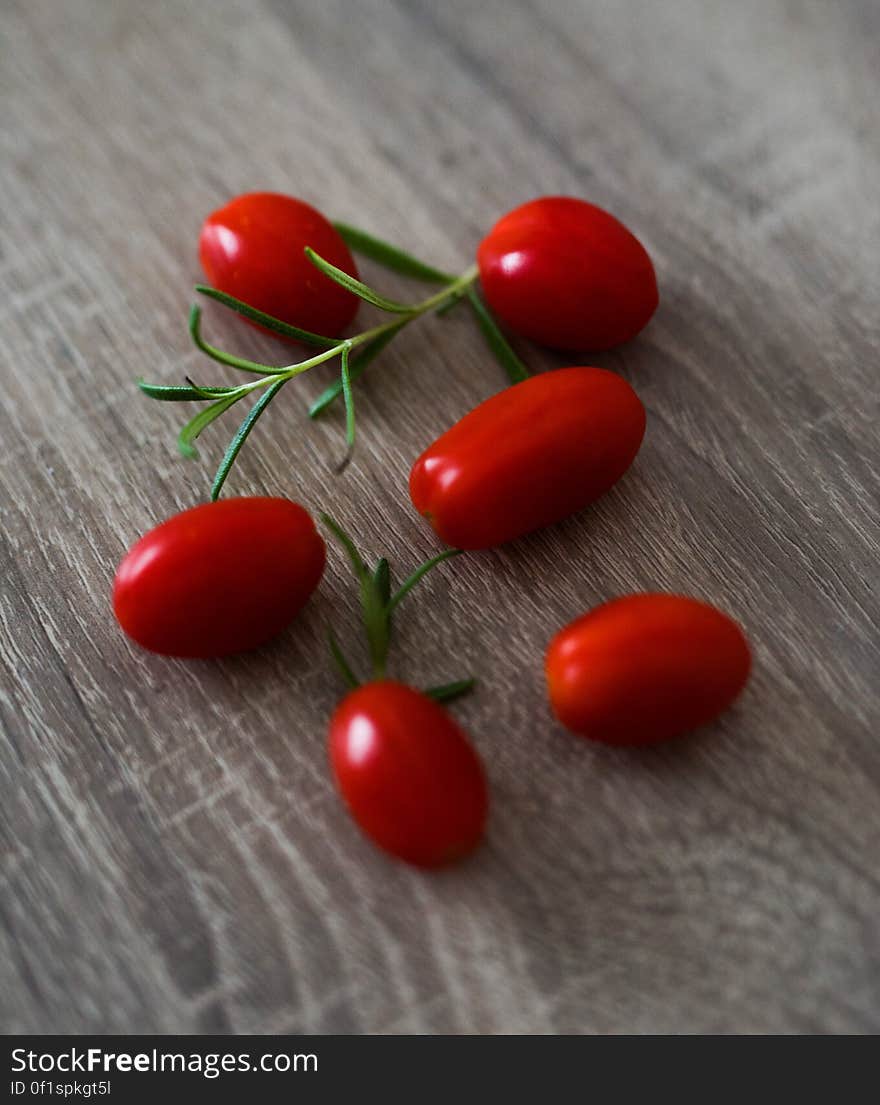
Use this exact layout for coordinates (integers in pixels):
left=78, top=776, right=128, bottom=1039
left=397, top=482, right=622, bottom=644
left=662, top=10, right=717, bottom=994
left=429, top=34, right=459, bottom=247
left=199, top=192, right=359, bottom=337
left=546, top=594, right=752, bottom=745
left=410, top=367, right=646, bottom=549
left=113, top=497, right=325, bottom=657
left=329, top=681, right=488, bottom=867
left=477, top=196, right=658, bottom=350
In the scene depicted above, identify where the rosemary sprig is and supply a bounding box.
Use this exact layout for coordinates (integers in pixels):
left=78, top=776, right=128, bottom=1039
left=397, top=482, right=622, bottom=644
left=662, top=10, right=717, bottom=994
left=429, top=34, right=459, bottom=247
left=321, top=514, right=474, bottom=696
left=139, top=251, right=479, bottom=498
left=139, top=220, right=530, bottom=498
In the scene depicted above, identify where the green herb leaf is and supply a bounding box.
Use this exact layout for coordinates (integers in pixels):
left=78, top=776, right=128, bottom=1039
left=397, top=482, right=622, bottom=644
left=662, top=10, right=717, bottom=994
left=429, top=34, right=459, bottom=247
left=373, top=558, right=391, bottom=607
left=388, top=548, right=463, bottom=613
left=466, top=288, right=530, bottom=384
left=189, top=305, right=283, bottom=375
left=424, top=678, right=476, bottom=705
left=361, top=571, right=391, bottom=679
left=177, top=393, right=243, bottom=459
left=308, top=322, right=406, bottom=419
left=138, top=380, right=239, bottom=402
left=324, top=527, right=471, bottom=690
left=333, top=346, right=357, bottom=473
left=328, top=630, right=361, bottom=690
left=304, top=248, right=414, bottom=314
left=340, top=345, right=355, bottom=448
left=320, top=514, right=369, bottom=582
left=195, top=286, right=338, bottom=347
left=210, top=378, right=288, bottom=500
left=322, top=517, right=394, bottom=679
left=334, top=222, right=456, bottom=284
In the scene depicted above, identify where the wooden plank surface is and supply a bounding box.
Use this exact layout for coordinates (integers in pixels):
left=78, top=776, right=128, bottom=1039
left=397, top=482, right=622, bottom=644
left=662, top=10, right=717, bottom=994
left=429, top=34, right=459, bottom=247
left=1, top=0, right=878, bottom=1034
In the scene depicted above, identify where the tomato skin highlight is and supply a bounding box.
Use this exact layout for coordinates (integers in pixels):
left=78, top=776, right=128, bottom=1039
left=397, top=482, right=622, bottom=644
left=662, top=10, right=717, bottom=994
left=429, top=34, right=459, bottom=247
left=409, top=367, right=646, bottom=549
left=329, top=681, right=488, bottom=867
left=113, top=497, right=325, bottom=658
left=199, top=192, right=359, bottom=337
left=477, top=196, right=658, bottom=351
left=545, top=594, right=752, bottom=745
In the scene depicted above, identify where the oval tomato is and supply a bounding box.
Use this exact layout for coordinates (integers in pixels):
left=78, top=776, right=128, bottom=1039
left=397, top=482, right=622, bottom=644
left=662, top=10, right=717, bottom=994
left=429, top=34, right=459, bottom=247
left=477, top=196, right=658, bottom=350
left=329, top=681, right=488, bottom=867
left=113, top=497, right=325, bottom=657
left=546, top=594, right=752, bottom=744
left=199, top=192, right=359, bottom=337
left=409, top=367, right=646, bottom=549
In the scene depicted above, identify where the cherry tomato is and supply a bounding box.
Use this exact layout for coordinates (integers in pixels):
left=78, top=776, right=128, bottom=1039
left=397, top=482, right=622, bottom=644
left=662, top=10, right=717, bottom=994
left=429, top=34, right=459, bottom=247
left=409, top=367, right=646, bottom=549
left=113, top=497, right=325, bottom=657
left=199, top=192, right=360, bottom=337
left=329, top=681, right=488, bottom=867
left=477, top=196, right=658, bottom=350
left=546, top=594, right=752, bottom=745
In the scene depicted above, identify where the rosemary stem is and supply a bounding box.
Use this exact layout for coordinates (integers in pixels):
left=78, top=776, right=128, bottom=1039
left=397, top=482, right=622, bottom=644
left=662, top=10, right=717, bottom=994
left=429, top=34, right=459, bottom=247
left=174, top=261, right=483, bottom=495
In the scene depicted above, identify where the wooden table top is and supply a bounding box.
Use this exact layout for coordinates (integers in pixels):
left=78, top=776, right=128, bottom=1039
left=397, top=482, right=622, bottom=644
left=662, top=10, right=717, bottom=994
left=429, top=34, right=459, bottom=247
left=2, top=0, right=878, bottom=1033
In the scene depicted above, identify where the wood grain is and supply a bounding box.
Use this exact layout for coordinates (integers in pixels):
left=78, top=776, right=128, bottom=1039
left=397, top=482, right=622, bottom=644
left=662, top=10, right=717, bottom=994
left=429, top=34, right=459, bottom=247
left=1, top=0, right=878, bottom=1033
